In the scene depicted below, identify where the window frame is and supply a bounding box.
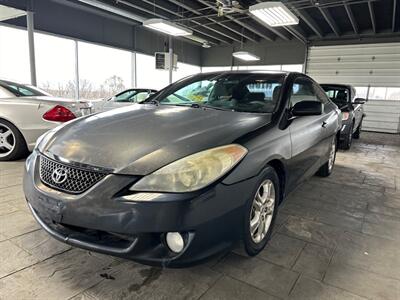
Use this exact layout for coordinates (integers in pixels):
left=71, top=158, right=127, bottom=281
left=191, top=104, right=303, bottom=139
left=288, top=76, right=323, bottom=109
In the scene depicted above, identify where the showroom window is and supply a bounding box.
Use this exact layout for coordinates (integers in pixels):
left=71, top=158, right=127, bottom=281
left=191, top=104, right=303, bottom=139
left=78, top=41, right=131, bottom=99
left=136, top=53, right=170, bottom=90
left=0, top=26, right=30, bottom=83
left=174, top=62, right=201, bottom=81
left=35, top=32, right=76, bottom=98
left=202, top=66, right=232, bottom=73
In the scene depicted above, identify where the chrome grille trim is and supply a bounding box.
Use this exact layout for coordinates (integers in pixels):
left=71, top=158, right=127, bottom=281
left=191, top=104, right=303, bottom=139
left=39, top=155, right=107, bottom=194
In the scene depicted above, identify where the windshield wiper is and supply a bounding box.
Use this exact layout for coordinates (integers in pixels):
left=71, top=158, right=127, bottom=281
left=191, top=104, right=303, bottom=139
left=199, top=104, right=233, bottom=111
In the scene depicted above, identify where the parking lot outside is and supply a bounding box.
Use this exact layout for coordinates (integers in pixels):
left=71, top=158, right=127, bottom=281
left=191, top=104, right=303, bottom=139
left=0, top=132, right=399, bottom=300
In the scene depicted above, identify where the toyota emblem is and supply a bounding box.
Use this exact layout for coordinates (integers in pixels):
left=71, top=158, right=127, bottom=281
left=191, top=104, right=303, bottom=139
left=51, top=168, right=68, bottom=184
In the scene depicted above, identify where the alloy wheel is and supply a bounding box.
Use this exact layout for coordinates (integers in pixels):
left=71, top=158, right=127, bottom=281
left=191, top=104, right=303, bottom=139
left=250, top=179, right=275, bottom=244
left=0, top=124, right=15, bottom=158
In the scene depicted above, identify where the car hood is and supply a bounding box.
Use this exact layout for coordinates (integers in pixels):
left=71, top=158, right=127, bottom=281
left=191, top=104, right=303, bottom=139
left=42, top=104, right=271, bottom=175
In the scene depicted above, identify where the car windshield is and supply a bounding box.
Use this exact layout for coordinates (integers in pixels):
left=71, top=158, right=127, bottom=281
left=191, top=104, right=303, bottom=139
left=113, top=89, right=154, bottom=103
left=150, top=73, right=285, bottom=113
left=322, top=86, right=349, bottom=107
left=0, top=80, right=50, bottom=97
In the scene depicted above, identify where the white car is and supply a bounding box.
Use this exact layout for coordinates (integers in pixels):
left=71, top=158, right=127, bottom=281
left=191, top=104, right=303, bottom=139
left=0, top=79, right=90, bottom=161
left=98, top=88, right=157, bottom=112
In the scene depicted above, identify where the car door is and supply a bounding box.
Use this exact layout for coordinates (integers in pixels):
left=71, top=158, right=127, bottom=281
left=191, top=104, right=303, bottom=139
left=314, top=83, right=340, bottom=155
left=286, top=76, right=328, bottom=191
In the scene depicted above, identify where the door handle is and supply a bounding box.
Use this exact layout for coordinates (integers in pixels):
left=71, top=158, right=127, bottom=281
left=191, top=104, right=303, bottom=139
left=322, top=121, right=327, bottom=128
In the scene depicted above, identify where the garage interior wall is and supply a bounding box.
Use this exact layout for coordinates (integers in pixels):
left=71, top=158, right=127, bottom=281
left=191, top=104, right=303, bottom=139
left=306, top=43, right=400, bottom=133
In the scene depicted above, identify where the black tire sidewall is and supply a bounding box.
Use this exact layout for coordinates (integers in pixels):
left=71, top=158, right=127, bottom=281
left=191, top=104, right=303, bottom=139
left=243, top=166, right=280, bottom=256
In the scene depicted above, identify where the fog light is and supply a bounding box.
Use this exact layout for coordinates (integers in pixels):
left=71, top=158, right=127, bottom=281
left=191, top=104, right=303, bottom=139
left=166, top=232, right=184, bottom=253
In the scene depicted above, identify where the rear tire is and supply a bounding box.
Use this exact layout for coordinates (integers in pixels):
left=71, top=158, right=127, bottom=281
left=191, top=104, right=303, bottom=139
left=353, top=119, right=362, bottom=139
left=0, top=119, right=28, bottom=161
left=316, top=137, right=336, bottom=177
left=339, top=122, right=353, bottom=150
left=243, top=166, right=279, bottom=256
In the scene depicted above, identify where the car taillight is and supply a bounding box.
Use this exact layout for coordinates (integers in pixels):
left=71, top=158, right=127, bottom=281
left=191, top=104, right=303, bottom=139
left=342, top=112, right=350, bottom=121
left=43, top=105, right=76, bottom=122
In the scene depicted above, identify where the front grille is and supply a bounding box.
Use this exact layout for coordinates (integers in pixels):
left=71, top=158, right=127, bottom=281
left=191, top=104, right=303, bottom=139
left=39, top=155, right=107, bottom=194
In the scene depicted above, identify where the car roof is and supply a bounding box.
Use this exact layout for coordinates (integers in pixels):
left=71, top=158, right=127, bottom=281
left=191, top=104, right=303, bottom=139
left=0, top=79, right=20, bottom=86
left=200, top=70, right=292, bottom=75
left=320, top=83, right=353, bottom=89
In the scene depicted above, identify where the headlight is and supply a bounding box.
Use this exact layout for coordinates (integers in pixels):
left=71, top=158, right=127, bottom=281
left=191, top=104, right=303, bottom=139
left=130, top=144, right=248, bottom=193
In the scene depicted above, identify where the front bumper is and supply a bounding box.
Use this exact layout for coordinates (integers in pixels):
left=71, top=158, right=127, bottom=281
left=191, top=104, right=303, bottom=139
left=23, top=151, right=256, bottom=267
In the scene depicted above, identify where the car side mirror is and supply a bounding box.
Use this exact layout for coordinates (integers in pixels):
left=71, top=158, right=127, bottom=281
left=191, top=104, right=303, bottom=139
left=353, top=98, right=366, bottom=104
left=291, top=101, right=322, bottom=117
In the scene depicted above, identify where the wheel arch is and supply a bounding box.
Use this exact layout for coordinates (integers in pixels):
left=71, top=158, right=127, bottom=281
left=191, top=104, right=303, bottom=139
left=266, top=159, right=287, bottom=204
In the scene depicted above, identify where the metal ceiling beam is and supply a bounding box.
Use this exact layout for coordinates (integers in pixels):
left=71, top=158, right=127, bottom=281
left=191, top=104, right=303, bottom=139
left=195, top=0, right=276, bottom=41
left=392, top=0, right=397, bottom=32
left=165, top=0, right=258, bottom=42
left=308, top=29, right=400, bottom=41
left=118, top=0, right=234, bottom=44
left=344, top=3, right=359, bottom=34
left=290, top=6, right=324, bottom=38
left=318, top=7, right=341, bottom=36
left=284, top=25, right=307, bottom=44
left=368, top=1, right=376, bottom=33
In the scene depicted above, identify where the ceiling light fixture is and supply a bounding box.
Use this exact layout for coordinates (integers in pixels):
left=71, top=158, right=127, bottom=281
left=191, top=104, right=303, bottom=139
left=0, top=5, right=26, bottom=21
left=249, top=2, right=299, bottom=27
left=143, top=18, right=193, bottom=36
left=232, top=51, right=260, bottom=61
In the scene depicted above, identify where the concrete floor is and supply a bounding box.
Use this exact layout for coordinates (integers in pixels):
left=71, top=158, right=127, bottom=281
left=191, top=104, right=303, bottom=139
left=0, top=132, right=399, bottom=300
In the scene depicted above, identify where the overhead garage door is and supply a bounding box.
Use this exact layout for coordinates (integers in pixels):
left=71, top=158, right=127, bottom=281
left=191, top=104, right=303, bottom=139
left=306, top=43, right=400, bottom=133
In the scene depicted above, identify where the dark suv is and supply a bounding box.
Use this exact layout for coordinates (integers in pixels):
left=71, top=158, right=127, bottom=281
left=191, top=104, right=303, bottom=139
left=321, top=84, right=366, bottom=149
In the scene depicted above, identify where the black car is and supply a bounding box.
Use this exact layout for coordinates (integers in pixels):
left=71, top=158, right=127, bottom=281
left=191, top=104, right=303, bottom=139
left=321, top=84, right=365, bottom=149
left=24, top=71, right=341, bottom=267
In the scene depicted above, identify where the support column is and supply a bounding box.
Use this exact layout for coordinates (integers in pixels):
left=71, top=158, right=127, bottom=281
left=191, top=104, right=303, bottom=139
left=74, top=40, right=80, bottom=99
left=131, top=52, right=137, bottom=88
left=303, top=44, right=309, bottom=74
left=169, top=36, right=173, bottom=84
left=27, top=11, right=37, bottom=86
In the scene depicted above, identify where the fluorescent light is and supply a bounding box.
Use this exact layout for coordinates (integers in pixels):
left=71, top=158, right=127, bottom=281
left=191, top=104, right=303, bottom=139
left=249, top=2, right=299, bottom=27
left=233, top=51, right=260, bottom=61
left=143, top=18, right=192, bottom=36
left=0, top=5, right=26, bottom=21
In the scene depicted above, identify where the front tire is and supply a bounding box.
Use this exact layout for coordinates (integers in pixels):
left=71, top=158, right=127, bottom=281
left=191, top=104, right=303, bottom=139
left=353, top=119, right=362, bottom=139
left=0, top=120, right=28, bottom=161
left=243, top=167, right=279, bottom=256
left=316, top=136, right=336, bottom=177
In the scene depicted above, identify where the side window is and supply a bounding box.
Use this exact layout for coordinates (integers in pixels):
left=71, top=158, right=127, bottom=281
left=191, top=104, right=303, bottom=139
left=115, top=90, right=135, bottom=102
left=131, top=92, right=151, bottom=103
left=289, top=77, right=320, bottom=108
